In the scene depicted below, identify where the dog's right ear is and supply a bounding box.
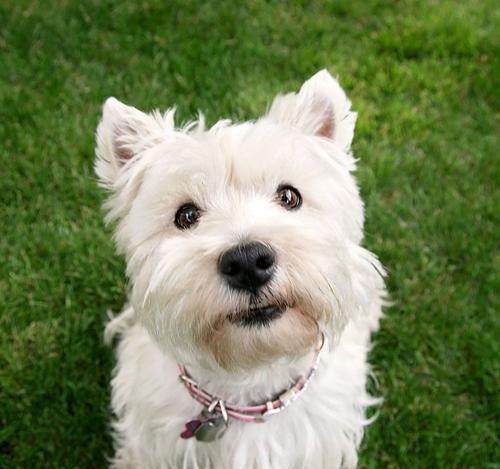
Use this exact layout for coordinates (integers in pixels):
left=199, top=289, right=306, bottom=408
left=95, top=97, right=167, bottom=189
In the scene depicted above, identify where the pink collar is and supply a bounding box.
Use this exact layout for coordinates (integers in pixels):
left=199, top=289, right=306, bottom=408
left=178, top=333, right=325, bottom=441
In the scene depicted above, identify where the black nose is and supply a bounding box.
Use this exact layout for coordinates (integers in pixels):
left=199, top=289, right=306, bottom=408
left=218, top=242, right=276, bottom=293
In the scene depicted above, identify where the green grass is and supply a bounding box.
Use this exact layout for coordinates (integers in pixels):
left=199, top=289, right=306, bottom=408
left=1, top=0, right=498, bottom=467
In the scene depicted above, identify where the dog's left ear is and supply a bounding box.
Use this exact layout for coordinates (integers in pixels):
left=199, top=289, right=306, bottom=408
left=266, top=69, right=357, bottom=151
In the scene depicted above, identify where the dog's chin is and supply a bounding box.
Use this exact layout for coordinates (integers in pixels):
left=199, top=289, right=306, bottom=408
left=204, top=306, right=319, bottom=371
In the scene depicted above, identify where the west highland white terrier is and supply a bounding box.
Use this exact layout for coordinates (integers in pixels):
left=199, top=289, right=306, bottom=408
left=95, top=70, right=386, bottom=469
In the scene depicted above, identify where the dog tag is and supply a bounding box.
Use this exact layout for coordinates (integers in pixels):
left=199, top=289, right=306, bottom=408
left=194, top=412, right=226, bottom=442
left=180, top=417, right=203, bottom=439
left=180, top=410, right=227, bottom=442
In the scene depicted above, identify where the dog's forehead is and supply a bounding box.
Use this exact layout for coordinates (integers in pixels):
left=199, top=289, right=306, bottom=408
left=185, top=121, right=333, bottom=187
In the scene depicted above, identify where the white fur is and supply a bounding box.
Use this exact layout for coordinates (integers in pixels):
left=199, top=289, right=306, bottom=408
left=96, top=70, right=386, bottom=469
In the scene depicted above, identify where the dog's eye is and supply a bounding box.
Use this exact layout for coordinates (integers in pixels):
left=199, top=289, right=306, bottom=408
left=175, top=204, right=201, bottom=230
left=276, top=185, right=302, bottom=210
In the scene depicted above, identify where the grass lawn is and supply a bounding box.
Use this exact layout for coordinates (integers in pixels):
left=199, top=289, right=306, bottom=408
left=1, top=0, right=498, bottom=467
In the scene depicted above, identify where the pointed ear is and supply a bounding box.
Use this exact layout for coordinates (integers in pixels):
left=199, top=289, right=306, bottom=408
left=266, top=70, right=357, bottom=151
left=95, top=97, right=166, bottom=188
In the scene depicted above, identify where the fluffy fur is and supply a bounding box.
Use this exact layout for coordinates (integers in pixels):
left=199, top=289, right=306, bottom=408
left=96, top=69, right=386, bottom=469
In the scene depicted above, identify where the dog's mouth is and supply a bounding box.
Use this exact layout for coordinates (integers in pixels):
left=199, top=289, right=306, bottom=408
left=230, top=304, right=285, bottom=327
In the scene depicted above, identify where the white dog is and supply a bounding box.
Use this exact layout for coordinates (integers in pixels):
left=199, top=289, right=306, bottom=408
left=95, top=69, right=386, bottom=469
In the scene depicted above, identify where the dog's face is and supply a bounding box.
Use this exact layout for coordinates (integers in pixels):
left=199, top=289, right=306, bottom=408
left=96, top=70, right=378, bottom=370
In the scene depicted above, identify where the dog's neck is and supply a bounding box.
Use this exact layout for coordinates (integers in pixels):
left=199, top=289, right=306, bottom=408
left=179, top=345, right=324, bottom=407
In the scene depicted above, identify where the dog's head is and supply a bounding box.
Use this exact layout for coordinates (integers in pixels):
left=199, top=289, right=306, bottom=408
left=95, top=70, right=383, bottom=370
